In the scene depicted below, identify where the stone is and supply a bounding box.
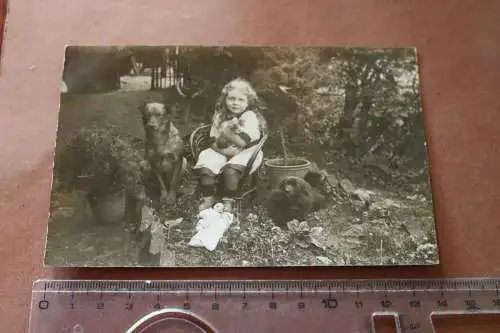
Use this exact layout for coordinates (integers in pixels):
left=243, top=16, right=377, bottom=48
left=340, top=178, right=356, bottom=194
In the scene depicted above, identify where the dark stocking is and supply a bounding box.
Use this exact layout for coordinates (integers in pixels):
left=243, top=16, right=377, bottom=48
left=198, top=167, right=216, bottom=197
left=222, top=165, right=243, bottom=198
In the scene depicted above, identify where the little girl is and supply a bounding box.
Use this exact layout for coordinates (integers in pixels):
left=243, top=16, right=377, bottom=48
left=193, top=77, right=266, bottom=212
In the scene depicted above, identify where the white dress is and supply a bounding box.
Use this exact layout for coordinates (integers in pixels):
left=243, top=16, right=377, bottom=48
left=193, top=110, right=263, bottom=175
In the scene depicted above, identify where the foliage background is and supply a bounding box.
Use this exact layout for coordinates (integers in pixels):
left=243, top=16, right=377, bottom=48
left=179, top=46, right=429, bottom=191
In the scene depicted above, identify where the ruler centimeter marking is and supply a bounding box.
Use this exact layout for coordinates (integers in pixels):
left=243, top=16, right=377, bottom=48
left=29, top=278, right=500, bottom=333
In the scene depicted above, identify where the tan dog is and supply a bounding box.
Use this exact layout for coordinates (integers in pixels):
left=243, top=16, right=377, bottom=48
left=139, top=101, right=186, bottom=206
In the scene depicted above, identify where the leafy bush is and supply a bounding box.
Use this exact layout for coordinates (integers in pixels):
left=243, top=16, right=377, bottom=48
left=54, top=127, right=148, bottom=196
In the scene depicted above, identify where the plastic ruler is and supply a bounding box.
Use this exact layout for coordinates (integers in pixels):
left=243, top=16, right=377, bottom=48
left=28, top=278, right=500, bottom=332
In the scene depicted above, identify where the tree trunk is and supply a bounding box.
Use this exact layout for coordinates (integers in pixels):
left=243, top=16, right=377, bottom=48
left=337, top=83, right=359, bottom=134
left=356, top=95, right=375, bottom=134
left=356, top=71, right=383, bottom=137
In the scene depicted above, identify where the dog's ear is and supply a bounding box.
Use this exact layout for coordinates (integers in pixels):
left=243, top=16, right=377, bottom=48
left=138, top=101, right=147, bottom=115
left=160, top=103, right=170, bottom=117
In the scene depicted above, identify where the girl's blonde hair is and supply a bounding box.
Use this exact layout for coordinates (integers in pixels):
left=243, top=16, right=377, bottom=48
left=211, top=77, right=267, bottom=134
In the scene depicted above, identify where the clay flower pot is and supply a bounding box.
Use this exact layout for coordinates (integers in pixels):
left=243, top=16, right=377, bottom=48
left=264, top=157, right=311, bottom=188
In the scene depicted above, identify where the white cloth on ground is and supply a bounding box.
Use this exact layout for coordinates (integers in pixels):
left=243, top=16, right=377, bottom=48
left=187, top=207, right=234, bottom=251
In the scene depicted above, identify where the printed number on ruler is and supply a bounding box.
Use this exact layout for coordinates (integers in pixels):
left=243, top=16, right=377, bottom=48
left=29, top=279, right=500, bottom=333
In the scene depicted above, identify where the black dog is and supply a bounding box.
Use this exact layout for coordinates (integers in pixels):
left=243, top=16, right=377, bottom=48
left=266, top=175, right=327, bottom=228
left=139, top=101, right=186, bottom=206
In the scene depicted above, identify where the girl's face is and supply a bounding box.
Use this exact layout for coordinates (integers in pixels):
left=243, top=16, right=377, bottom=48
left=213, top=203, right=224, bottom=213
left=225, top=89, right=248, bottom=115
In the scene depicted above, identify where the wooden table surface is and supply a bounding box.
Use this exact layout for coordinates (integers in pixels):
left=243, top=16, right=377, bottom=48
left=0, top=0, right=500, bottom=332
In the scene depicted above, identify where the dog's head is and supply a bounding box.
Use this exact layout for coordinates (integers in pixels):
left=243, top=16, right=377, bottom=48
left=139, top=101, right=171, bottom=131
left=279, top=176, right=310, bottom=199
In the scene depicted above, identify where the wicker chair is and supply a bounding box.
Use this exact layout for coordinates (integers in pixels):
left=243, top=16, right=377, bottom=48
left=189, top=124, right=268, bottom=220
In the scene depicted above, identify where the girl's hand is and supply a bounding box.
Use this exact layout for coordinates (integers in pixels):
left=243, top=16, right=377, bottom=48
left=222, top=146, right=241, bottom=157
left=227, top=134, right=247, bottom=148
left=212, top=145, right=241, bottom=158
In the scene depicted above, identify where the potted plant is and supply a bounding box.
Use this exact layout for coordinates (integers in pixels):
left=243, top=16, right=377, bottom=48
left=263, top=116, right=311, bottom=188
left=253, top=76, right=311, bottom=188
left=54, top=127, right=147, bottom=225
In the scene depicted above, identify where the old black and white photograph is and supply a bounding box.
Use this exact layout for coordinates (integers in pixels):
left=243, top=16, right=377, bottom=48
left=44, top=45, right=439, bottom=267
